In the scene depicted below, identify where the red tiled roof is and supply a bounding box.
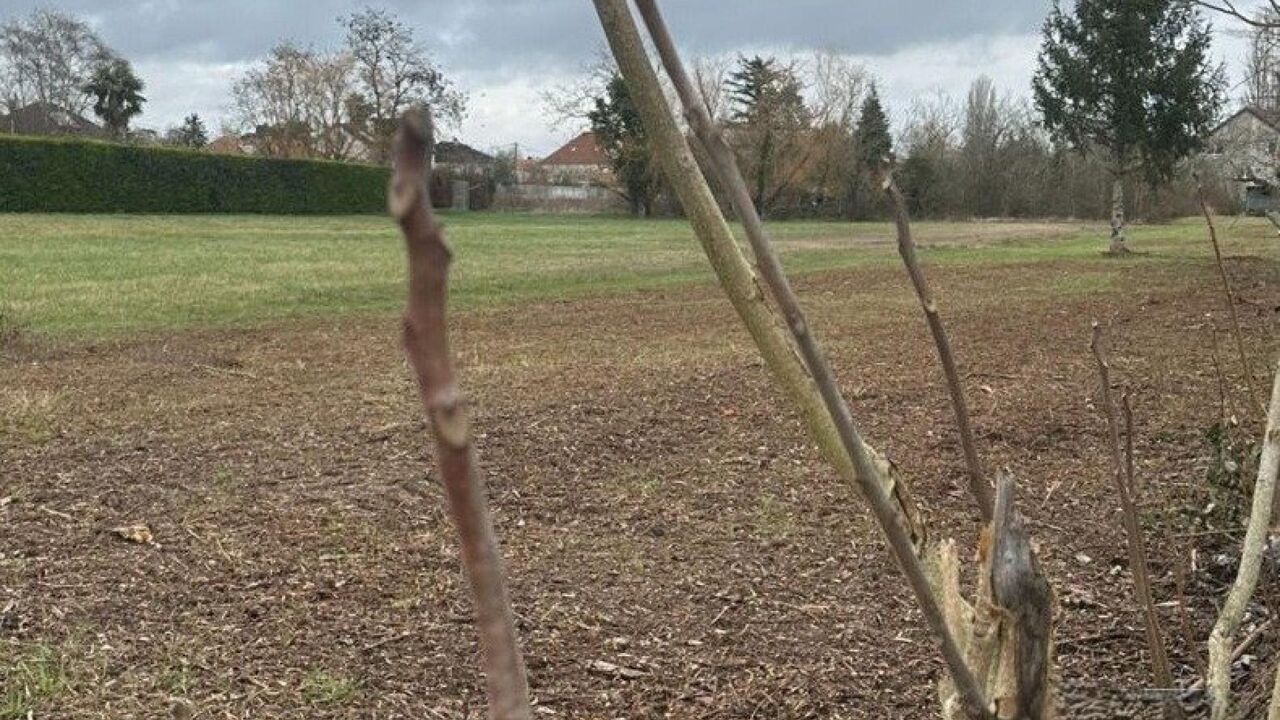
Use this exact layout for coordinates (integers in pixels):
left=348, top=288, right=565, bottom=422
left=541, top=131, right=608, bottom=166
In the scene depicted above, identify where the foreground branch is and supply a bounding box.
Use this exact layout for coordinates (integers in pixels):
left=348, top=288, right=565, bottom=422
left=880, top=172, right=993, bottom=521
left=1208, top=360, right=1280, bottom=720
left=621, top=1, right=991, bottom=716
left=1090, top=323, right=1178, bottom=716
left=1195, top=176, right=1262, bottom=416
left=390, top=108, right=532, bottom=720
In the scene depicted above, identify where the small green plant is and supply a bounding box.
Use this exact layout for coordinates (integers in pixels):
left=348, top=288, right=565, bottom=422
left=1, top=645, right=68, bottom=719
left=300, top=671, right=358, bottom=705
left=1198, top=420, right=1260, bottom=528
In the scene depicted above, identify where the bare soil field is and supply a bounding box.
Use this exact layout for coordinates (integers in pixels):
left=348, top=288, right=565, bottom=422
left=4, top=242, right=1280, bottom=718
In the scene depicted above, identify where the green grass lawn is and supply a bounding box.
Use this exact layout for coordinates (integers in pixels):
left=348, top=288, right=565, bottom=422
left=0, top=212, right=1274, bottom=338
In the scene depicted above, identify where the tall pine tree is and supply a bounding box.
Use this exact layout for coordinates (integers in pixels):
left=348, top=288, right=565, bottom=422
left=847, top=83, right=892, bottom=219
left=1033, top=0, right=1224, bottom=253
left=855, top=83, right=893, bottom=169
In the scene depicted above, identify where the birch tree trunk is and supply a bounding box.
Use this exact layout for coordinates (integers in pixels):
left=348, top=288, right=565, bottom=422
left=1109, top=176, right=1128, bottom=254
left=1208, top=360, right=1280, bottom=720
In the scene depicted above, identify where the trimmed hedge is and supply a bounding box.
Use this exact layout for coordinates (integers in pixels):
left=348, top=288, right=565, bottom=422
left=0, top=134, right=390, bottom=214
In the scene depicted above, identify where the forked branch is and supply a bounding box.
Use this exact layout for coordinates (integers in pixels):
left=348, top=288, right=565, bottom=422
left=390, top=107, right=532, bottom=720
left=1090, top=323, right=1178, bottom=716
left=624, top=0, right=991, bottom=715
left=880, top=171, right=993, bottom=521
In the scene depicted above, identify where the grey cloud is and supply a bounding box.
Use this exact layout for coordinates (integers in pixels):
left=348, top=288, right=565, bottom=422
left=0, top=0, right=1054, bottom=72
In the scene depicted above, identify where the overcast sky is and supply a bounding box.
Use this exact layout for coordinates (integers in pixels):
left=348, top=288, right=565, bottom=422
left=0, top=0, right=1262, bottom=155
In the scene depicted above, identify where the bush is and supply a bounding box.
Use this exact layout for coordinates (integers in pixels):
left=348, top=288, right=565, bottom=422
left=0, top=134, right=389, bottom=214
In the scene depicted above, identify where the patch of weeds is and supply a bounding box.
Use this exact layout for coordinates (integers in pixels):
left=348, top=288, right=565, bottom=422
left=159, top=661, right=194, bottom=696
left=0, top=389, right=61, bottom=445
left=752, top=494, right=795, bottom=541
left=0, top=308, right=25, bottom=350
left=1187, top=420, right=1259, bottom=530
left=0, top=644, right=69, bottom=719
left=300, top=671, right=359, bottom=706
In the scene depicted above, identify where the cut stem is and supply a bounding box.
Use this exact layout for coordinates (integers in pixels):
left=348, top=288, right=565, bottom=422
left=880, top=172, right=993, bottom=521
left=1090, top=323, right=1178, bottom=714
left=389, top=107, right=532, bottom=720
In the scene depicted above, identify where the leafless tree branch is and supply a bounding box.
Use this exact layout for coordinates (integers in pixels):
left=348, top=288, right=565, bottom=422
left=1090, top=323, right=1179, bottom=715
left=880, top=171, right=994, bottom=521
left=627, top=0, right=992, bottom=716
left=1195, top=0, right=1280, bottom=27
left=1196, top=175, right=1263, bottom=416
left=389, top=107, right=532, bottom=720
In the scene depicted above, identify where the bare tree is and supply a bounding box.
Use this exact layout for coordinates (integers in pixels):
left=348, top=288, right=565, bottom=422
left=0, top=9, right=114, bottom=120
left=342, top=7, right=466, bottom=161
left=540, top=46, right=618, bottom=130
left=600, top=0, right=1060, bottom=717
left=231, top=43, right=358, bottom=160
left=961, top=76, right=1014, bottom=218
left=1244, top=10, right=1280, bottom=111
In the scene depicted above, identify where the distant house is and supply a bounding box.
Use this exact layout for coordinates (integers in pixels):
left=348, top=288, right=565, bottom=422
left=207, top=135, right=250, bottom=155
left=1207, top=106, right=1280, bottom=214
left=0, top=101, right=101, bottom=137
left=434, top=140, right=495, bottom=173
left=540, top=131, right=611, bottom=185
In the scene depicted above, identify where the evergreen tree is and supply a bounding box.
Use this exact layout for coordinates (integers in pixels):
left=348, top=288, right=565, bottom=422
left=855, top=83, right=893, bottom=169
left=844, top=83, right=893, bottom=220
left=84, top=57, right=145, bottom=140
left=589, top=73, right=662, bottom=216
left=725, top=55, right=809, bottom=215
left=168, top=113, right=209, bottom=148
left=1033, top=0, right=1225, bottom=253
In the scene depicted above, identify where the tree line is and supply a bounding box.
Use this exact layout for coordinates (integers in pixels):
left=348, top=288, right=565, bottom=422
left=575, top=0, right=1236, bottom=237
left=0, top=7, right=465, bottom=163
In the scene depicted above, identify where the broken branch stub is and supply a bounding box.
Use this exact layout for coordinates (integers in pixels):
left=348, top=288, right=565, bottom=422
left=930, top=473, right=1053, bottom=720
left=390, top=107, right=533, bottom=720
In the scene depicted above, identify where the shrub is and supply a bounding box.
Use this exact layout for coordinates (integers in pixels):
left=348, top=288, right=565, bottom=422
left=0, top=134, right=389, bottom=214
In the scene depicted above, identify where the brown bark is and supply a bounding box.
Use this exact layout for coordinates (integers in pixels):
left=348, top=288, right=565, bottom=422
left=389, top=107, right=532, bottom=720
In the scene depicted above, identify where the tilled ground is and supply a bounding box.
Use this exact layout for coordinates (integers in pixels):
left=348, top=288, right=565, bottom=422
left=4, top=252, right=1280, bottom=718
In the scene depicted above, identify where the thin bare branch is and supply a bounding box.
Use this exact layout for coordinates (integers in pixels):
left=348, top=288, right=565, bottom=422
left=1208, top=360, right=1280, bottom=720
left=1195, top=0, right=1280, bottom=27
left=389, top=107, right=532, bottom=720
left=627, top=1, right=991, bottom=716
left=1196, top=175, right=1263, bottom=416
left=1090, top=323, right=1178, bottom=714
left=880, top=171, right=994, bottom=521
